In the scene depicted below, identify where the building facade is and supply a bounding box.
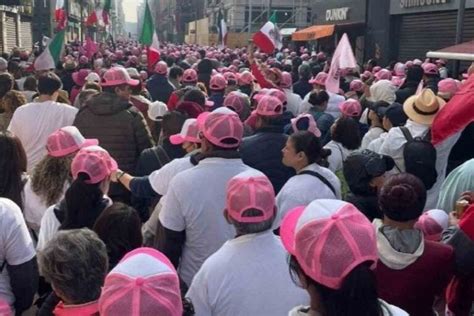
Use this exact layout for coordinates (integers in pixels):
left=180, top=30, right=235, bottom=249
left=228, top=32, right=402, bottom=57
left=0, top=2, right=33, bottom=53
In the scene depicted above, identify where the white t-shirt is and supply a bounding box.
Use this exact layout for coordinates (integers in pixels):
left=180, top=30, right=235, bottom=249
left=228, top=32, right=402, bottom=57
left=8, top=100, right=78, bottom=172
left=300, top=91, right=344, bottom=119
left=0, top=198, right=36, bottom=306
left=187, top=231, right=309, bottom=316
left=288, top=299, right=408, bottom=316
left=36, top=205, right=61, bottom=252
left=23, top=179, right=68, bottom=234
left=159, top=158, right=257, bottom=286
left=275, top=163, right=341, bottom=228
left=324, top=141, right=354, bottom=173
left=361, top=127, right=385, bottom=150
left=284, top=89, right=303, bottom=116
left=367, top=132, right=388, bottom=153
left=149, top=155, right=194, bottom=196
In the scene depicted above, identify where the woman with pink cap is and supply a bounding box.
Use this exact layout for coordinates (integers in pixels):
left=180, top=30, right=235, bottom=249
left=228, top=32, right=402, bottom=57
left=281, top=199, right=408, bottom=315
left=23, top=126, right=98, bottom=235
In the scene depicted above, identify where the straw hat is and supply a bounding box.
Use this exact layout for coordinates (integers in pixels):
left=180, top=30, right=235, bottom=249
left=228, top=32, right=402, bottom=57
left=403, top=89, right=445, bottom=125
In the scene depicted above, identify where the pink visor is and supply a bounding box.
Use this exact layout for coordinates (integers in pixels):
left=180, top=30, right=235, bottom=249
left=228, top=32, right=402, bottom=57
left=169, top=118, right=201, bottom=145
left=281, top=200, right=378, bottom=290
left=197, top=108, right=243, bottom=149
left=290, top=114, right=321, bottom=138
left=47, top=126, right=98, bottom=157
left=226, top=171, right=275, bottom=223
left=101, top=67, right=139, bottom=87
left=71, top=146, right=118, bottom=184
left=99, top=248, right=182, bottom=316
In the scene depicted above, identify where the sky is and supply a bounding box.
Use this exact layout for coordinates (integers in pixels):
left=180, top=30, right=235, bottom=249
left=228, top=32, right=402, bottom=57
left=122, top=0, right=141, bottom=23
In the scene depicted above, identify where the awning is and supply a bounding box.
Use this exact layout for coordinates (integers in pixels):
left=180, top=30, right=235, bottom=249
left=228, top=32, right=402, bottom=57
left=280, top=28, right=297, bottom=37
left=426, top=40, right=474, bottom=61
left=292, top=25, right=335, bottom=41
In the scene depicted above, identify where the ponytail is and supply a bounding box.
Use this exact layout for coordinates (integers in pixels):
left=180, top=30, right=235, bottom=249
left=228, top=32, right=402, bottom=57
left=60, top=173, right=104, bottom=230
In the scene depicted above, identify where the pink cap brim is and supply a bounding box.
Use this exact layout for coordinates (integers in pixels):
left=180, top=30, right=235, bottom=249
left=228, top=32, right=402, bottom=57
left=169, top=134, right=185, bottom=145
left=280, top=206, right=306, bottom=256
left=48, top=138, right=99, bottom=158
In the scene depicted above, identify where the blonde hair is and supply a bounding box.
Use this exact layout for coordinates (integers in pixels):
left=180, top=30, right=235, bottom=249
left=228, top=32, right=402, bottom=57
left=31, top=155, right=73, bottom=206
left=3, top=90, right=27, bottom=113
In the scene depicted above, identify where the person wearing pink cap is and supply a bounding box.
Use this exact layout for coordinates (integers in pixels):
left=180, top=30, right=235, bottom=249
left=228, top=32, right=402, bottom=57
left=0, top=198, right=37, bottom=315
left=208, top=74, right=227, bottom=110
left=167, top=69, right=199, bottom=111
left=147, top=61, right=175, bottom=104
left=37, top=146, right=117, bottom=252
left=237, top=70, right=255, bottom=97
left=73, top=67, right=153, bottom=204
left=99, top=247, right=193, bottom=315
left=280, top=71, right=303, bottom=116
left=281, top=199, right=408, bottom=316
left=23, top=126, right=98, bottom=234
left=374, top=173, right=454, bottom=316
left=240, top=95, right=296, bottom=194
left=186, top=171, right=308, bottom=315
left=8, top=72, right=78, bottom=172
left=422, top=63, right=440, bottom=94
left=438, top=78, right=460, bottom=101
left=158, top=108, right=256, bottom=286
left=223, top=91, right=251, bottom=127
left=277, top=131, right=341, bottom=228
left=69, top=69, right=90, bottom=104
left=38, top=228, right=108, bottom=316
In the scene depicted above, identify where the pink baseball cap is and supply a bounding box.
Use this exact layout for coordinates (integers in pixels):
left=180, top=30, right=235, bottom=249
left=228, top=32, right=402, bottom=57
left=224, top=91, right=249, bottom=115
left=182, top=69, right=198, bottom=83
left=414, top=209, right=449, bottom=241
left=47, top=126, right=98, bottom=158
left=349, top=79, right=364, bottom=92
left=438, top=78, right=460, bottom=99
left=361, top=70, right=372, bottom=81
left=290, top=114, right=321, bottom=138
left=101, top=67, right=139, bottom=87
left=280, top=199, right=378, bottom=290
left=339, top=99, right=362, bottom=117
left=99, top=248, right=182, bottom=316
left=280, top=71, right=292, bottom=89
left=256, top=95, right=284, bottom=117
left=423, top=63, right=438, bottom=75
left=71, top=146, right=118, bottom=184
left=375, top=69, right=392, bottom=81
left=372, top=66, right=382, bottom=74
left=210, top=74, right=228, bottom=90
left=226, top=171, right=275, bottom=223
left=223, top=71, right=238, bottom=83
left=238, top=71, right=254, bottom=85
left=154, top=61, right=168, bottom=75
left=198, top=108, right=244, bottom=148
left=72, top=69, right=91, bottom=87
left=309, top=72, right=328, bottom=86
left=169, top=118, right=200, bottom=145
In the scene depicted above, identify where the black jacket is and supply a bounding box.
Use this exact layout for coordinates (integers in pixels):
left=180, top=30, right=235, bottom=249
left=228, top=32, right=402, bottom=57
left=425, top=76, right=440, bottom=94
left=240, top=126, right=295, bottom=193
left=395, top=80, right=420, bottom=104
left=146, top=74, right=175, bottom=103
left=345, top=193, right=381, bottom=222
left=292, top=79, right=313, bottom=99
left=74, top=92, right=153, bottom=201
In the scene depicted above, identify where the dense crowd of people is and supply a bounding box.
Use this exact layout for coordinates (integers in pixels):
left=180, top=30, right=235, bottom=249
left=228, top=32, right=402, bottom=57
left=0, top=38, right=473, bottom=315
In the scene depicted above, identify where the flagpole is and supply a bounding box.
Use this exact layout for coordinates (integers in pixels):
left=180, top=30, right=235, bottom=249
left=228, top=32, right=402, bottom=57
left=248, top=0, right=252, bottom=36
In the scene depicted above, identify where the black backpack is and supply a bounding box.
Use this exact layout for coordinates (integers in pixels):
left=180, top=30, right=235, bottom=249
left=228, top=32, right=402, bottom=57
left=400, top=127, right=438, bottom=190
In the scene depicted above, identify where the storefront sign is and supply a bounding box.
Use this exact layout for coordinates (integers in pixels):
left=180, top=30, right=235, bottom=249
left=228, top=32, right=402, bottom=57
left=326, top=7, right=350, bottom=22
left=400, top=0, right=448, bottom=8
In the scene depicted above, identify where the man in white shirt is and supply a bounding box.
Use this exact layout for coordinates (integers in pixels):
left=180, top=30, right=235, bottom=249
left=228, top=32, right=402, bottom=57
left=8, top=72, right=78, bottom=172
left=379, top=89, right=460, bottom=209
left=0, top=198, right=37, bottom=314
left=299, top=72, right=344, bottom=118
left=157, top=108, right=257, bottom=286
left=280, top=71, right=303, bottom=116
left=187, top=172, right=308, bottom=316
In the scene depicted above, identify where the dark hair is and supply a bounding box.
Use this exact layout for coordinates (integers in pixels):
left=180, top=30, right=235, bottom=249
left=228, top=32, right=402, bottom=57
left=229, top=208, right=275, bottom=235
left=0, top=132, right=26, bottom=210
left=161, top=111, right=187, bottom=138
left=23, top=76, right=37, bottom=92
left=130, top=81, right=142, bottom=95
left=0, top=73, right=14, bottom=99
left=183, top=88, right=206, bottom=108
left=60, top=173, right=106, bottom=230
left=102, top=84, right=129, bottom=95
left=169, top=66, right=184, bottom=80
left=3, top=90, right=27, bottom=113
left=93, top=203, right=143, bottom=269
left=367, top=59, right=378, bottom=68
left=38, top=72, right=62, bottom=95
left=378, top=173, right=426, bottom=222
left=289, top=256, right=383, bottom=316
left=290, top=131, right=330, bottom=165
left=331, top=117, right=361, bottom=150
left=259, top=115, right=281, bottom=127
left=406, top=65, right=424, bottom=83
left=308, top=90, right=329, bottom=107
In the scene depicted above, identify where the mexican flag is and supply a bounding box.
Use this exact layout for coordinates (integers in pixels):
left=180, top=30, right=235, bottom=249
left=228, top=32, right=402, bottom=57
left=217, top=9, right=228, bottom=49
left=139, top=0, right=160, bottom=70
left=252, top=11, right=282, bottom=54
left=34, top=29, right=65, bottom=71
left=86, top=0, right=111, bottom=27
left=55, top=0, right=67, bottom=30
